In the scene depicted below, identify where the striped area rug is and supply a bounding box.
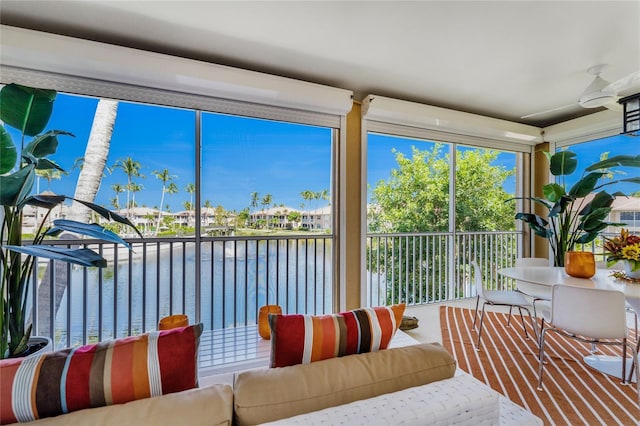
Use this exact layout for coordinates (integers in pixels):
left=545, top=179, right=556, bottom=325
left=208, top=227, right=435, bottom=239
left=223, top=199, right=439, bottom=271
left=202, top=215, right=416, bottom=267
left=440, top=306, right=639, bottom=425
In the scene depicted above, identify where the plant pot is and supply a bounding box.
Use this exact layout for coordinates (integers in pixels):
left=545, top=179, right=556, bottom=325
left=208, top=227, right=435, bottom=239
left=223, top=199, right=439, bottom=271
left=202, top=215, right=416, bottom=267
left=13, top=336, right=53, bottom=358
left=564, top=251, right=595, bottom=278
left=623, top=261, right=640, bottom=279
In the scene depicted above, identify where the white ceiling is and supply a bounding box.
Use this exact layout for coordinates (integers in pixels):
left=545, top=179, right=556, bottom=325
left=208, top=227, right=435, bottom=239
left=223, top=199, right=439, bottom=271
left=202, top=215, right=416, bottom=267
left=1, top=1, right=639, bottom=127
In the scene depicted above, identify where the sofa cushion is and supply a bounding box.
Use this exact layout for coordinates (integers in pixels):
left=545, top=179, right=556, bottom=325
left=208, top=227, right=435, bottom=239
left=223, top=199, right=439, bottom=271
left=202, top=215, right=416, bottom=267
left=0, top=324, right=202, bottom=424
left=269, top=304, right=405, bottom=368
left=260, top=373, right=501, bottom=426
left=21, top=384, right=233, bottom=426
left=234, top=342, right=456, bottom=426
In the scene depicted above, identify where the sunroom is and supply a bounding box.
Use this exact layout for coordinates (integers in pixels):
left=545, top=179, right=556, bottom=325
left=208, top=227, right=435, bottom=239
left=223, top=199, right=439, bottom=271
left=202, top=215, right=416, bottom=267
left=1, top=1, right=639, bottom=424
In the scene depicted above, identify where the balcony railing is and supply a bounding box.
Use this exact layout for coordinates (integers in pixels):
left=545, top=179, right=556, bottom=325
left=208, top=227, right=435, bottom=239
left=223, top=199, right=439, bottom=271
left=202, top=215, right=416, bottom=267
left=366, top=231, right=522, bottom=306
left=24, top=229, right=612, bottom=355
left=26, top=235, right=333, bottom=351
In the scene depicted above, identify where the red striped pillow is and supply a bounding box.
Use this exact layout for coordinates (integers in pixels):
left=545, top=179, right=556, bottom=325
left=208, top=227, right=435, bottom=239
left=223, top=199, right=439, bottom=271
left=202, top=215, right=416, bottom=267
left=269, top=304, right=405, bottom=368
left=0, top=323, right=202, bottom=424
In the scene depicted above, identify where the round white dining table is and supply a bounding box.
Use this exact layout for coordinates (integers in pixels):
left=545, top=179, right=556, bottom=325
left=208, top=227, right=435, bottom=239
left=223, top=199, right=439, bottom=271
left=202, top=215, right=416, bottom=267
left=498, top=266, right=640, bottom=382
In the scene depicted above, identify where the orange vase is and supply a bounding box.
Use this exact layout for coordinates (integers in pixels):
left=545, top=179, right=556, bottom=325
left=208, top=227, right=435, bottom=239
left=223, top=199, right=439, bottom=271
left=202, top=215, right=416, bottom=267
left=564, top=251, right=596, bottom=278
left=258, top=305, right=282, bottom=339
left=158, top=314, right=189, bottom=330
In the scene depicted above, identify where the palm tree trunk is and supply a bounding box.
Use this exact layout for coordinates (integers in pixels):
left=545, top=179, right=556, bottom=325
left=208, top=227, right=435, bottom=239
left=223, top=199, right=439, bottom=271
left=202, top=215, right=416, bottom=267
left=68, top=99, right=119, bottom=221
left=38, top=99, right=118, bottom=332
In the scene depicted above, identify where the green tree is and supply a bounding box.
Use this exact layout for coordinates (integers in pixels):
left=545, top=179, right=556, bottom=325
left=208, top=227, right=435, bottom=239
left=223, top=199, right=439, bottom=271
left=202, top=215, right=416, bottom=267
left=369, top=144, right=516, bottom=304
left=287, top=211, right=301, bottom=228
left=113, top=156, right=144, bottom=218
left=185, top=182, right=195, bottom=226
left=237, top=208, right=250, bottom=227
left=36, top=168, right=66, bottom=191
left=261, top=193, right=273, bottom=229
left=110, top=183, right=125, bottom=210
left=152, top=169, right=177, bottom=236
left=370, top=145, right=514, bottom=233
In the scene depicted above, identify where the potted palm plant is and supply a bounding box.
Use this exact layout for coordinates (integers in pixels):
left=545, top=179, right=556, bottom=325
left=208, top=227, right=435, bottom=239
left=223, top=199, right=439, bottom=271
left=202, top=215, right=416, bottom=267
left=513, top=150, right=640, bottom=267
left=0, top=83, right=140, bottom=359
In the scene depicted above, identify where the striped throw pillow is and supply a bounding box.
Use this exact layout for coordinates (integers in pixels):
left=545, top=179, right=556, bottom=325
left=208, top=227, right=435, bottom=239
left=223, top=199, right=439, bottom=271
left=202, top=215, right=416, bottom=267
left=0, top=323, right=202, bottom=424
left=269, top=304, right=405, bottom=368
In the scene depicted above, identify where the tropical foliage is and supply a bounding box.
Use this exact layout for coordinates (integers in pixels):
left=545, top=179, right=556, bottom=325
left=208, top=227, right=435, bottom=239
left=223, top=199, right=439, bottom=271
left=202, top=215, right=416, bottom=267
left=513, top=150, right=640, bottom=267
left=370, top=145, right=515, bottom=233
left=368, top=145, right=516, bottom=304
left=604, top=228, right=640, bottom=272
left=0, top=83, right=140, bottom=359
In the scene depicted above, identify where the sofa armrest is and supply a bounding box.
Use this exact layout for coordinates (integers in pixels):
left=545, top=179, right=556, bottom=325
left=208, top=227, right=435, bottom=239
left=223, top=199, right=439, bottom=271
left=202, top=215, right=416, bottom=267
left=234, top=342, right=456, bottom=426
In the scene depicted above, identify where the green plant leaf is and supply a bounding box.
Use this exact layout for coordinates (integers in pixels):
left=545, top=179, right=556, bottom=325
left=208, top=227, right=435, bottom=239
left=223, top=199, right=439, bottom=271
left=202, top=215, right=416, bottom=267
left=515, top=213, right=551, bottom=238
left=549, top=151, right=577, bottom=176
left=568, top=172, right=605, bottom=198
left=585, top=154, right=640, bottom=171
left=575, top=230, right=604, bottom=245
left=71, top=198, right=143, bottom=238
left=0, top=84, right=57, bottom=136
left=580, top=207, right=611, bottom=231
left=47, top=220, right=132, bottom=249
left=0, top=164, right=35, bottom=206
left=578, top=191, right=614, bottom=216
left=543, top=183, right=566, bottom=202
left=0, top=126, right=17, bottom=174
left=20, top=194, right=66, bottom=209
left=23, top=130, right=74, bottom=158
left=35, top=158, right=65, bottom=172
left=4, top=245, right=107, bottom=268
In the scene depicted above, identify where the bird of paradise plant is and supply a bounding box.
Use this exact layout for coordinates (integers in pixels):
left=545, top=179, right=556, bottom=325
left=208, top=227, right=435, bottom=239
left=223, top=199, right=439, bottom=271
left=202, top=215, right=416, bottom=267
left=0, top=83, right=141, bottom=359
left=512, top=150, right=640, bottom=267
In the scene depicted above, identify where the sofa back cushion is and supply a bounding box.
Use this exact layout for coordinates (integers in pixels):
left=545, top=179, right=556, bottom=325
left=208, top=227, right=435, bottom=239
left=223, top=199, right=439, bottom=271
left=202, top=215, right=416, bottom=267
left=0, top=323, right=202, bottom=424
left=234, top=342, right=456, bottom=426
left=269, top=304, right=404, bottom=368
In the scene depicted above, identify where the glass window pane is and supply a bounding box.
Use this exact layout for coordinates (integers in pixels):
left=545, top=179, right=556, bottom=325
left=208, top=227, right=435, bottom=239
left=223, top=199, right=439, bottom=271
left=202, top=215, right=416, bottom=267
left=200, top=113, right=334, bottom=327
left=367, top=133, right=450, bottom=232
left=455, top=146, right=516, bottom=232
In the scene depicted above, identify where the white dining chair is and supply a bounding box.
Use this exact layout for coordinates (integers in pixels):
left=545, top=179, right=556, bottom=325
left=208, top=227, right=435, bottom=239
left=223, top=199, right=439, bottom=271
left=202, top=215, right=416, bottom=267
left=515, top=257, right=550, bottom=318
left=471, top=261, right=538, bottom=351
left=536, top=285, right=638, bottom=403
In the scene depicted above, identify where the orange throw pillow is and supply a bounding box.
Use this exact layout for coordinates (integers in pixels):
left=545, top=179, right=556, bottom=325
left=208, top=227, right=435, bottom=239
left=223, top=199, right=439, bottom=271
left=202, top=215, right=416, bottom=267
left=269, top=304, right=405, bottom=368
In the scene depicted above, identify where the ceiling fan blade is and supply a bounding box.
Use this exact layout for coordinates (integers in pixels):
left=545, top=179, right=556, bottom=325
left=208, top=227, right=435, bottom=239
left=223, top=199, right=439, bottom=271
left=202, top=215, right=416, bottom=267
left=605, top=71, right=640, bottom=93
left=604, top=101, right=622, bottom=112
left=521, top=103, right=576, bottom=119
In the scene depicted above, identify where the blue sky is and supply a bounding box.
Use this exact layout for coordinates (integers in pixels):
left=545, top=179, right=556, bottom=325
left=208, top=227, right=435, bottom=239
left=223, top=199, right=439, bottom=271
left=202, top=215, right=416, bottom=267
left=5, top=92, right=639, bottom=213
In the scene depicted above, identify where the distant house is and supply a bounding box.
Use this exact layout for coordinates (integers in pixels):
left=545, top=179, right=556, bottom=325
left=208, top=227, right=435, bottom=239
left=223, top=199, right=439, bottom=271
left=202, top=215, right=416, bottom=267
left=301, top=205, right=332, bottom=230
left=250, top=206, right=299, bottom=229
left=117, top=207, right=162, bottom=233
left=608, top=196, right=640, bottom=234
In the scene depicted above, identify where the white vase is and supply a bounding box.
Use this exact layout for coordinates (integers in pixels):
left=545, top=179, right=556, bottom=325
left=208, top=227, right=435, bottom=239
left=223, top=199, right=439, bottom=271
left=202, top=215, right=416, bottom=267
left=623, top=261, right=640, bottom=279
left=24, top=336, right=53, bottom=358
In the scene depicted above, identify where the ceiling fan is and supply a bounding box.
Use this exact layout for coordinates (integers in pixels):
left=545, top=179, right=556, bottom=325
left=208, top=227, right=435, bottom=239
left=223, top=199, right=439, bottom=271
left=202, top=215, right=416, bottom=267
left=521, top=64, right=640, bottom=119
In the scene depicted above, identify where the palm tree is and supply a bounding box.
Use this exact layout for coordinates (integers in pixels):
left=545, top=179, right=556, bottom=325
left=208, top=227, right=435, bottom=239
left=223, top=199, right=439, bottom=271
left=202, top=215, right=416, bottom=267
left=261, top=193, right=273, bottom=229
left=250, top=192, right=260, bottom=210
left=300, top=190, right=314, bottom=229
left=35, top=168, right=65, bottom=191
left=152, top=169, right=177, bottom=236
left=39, top=99, right=119, bottom=337
left=250, top=191, right=259, bottom=226
left=69, top=99, right=119, bottom=223
left=111, top=183, right=125, bottom=210
left=185, top=182, right=195, bottom=226
left=113, top=156, right=144, bottom=219
left=129, top=182, right=144, bottom=210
